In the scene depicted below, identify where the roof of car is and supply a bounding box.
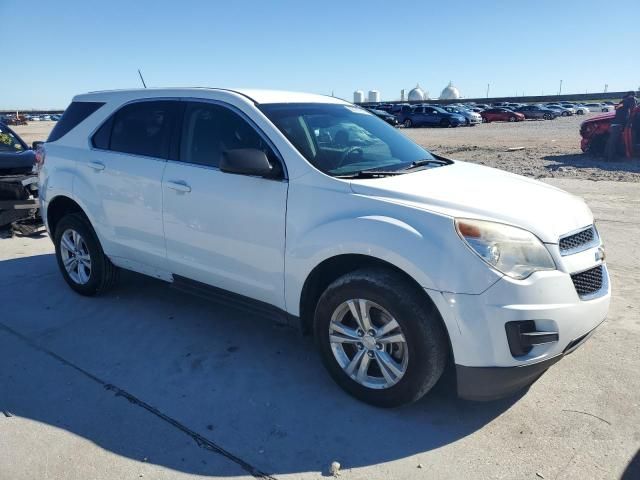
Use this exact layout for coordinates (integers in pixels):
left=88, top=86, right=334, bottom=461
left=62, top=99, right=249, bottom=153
left=74, top=88, right=349, bottom=105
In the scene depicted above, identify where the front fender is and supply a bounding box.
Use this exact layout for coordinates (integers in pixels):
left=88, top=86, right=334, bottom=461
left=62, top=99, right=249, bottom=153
left=284, top=212, right=501, bottom=316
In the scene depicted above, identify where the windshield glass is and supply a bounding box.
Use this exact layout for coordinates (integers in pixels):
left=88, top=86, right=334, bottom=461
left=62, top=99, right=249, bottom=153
left=0, top=126, right=25, bottom=153
left=259, top=103, right=437, bottom=176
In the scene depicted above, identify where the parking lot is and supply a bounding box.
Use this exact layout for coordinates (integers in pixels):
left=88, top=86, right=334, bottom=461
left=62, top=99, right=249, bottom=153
left=1, top=121, right=639, bottom=479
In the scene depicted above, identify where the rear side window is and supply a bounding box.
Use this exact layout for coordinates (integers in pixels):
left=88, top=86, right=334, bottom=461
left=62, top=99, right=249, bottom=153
left=103, top=101, right=179, bottom=158
left=47, top=101, right=105, bottom=142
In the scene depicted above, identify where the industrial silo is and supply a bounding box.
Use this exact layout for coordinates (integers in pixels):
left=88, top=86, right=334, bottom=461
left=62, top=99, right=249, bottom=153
left=408, top=84, right=427, bottom=102
left=353, top=90, right=365, bottom=103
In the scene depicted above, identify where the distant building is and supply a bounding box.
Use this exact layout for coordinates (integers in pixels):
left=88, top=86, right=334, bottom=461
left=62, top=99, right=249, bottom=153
left=408, top=84, right=427, bottom=102
left=440, top=81, right=461, bottom=100
left=368, top=90, right=381, bottom=103
left=353, top=90, right=365, bottom=103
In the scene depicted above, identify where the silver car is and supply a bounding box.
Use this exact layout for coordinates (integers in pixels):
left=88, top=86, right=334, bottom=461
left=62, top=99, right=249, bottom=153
left=442, top=106, right=482, bottom=126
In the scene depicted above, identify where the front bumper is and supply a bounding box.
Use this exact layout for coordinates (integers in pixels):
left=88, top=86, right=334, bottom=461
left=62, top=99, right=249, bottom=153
left=426, top=253, right=610, bottom=400
left=456, top=319, right=602, bottom=400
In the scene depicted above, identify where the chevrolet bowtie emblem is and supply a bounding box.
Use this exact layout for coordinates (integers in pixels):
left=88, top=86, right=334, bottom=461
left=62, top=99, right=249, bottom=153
left=595, top=246, right=606, bottom=262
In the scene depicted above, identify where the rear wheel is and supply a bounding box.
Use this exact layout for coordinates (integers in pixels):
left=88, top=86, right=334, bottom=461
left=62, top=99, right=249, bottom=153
left=54, top=213, right=119, bottom=296
left=440, top=118, right=450, bottom=128
left=509, top=116, right=516, bottom=122
left=403, top=119, right=413, bottom=128
left=543, top=113, right=552, bottom=120
left=562, top=111, right=569, bottom=117
left=314, top=268, right=448, bottom=407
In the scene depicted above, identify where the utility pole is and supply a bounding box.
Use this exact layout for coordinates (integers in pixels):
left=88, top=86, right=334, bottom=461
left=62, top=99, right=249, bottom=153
left=137, top=69, right=147, bottom=88
left=604, top=84, right=608, bottom=93
left=486, top=83, right=490, bottom=98
left=559, top=80, right=563, bottom=96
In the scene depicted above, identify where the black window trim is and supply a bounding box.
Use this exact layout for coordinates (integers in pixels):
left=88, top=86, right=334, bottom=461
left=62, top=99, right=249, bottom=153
left=89, top=97, right=287, bottom=180
left=48, top=101, right=106, bottom=143
left=172, top=97, right=288, bottom=181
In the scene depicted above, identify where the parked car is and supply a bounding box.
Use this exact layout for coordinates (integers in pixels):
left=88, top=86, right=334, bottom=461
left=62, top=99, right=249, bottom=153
left=580, top=107, right=640, bottom=156
left=584, top=103, right=613, bottom=113
left=481, top=108, right=525, bottom=123
left=402, top=105, right=465, bottom=128
left=0, top=122, right=43, bottom=236
left=569, top=104, right=590, bottom=115
left=514, top=105, right=558, bottom=120
left=442, top=106, right=482, bottom=126
left=366, top=108, right=399, bottom=126
left=3, top=116, right=28, bottom=126
left=39, top=88, right=610, bottom=407
left=545, top=105, right=574, bottom=117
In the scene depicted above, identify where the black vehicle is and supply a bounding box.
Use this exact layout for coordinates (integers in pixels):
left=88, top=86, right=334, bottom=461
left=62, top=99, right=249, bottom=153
left=0, top=122, right=43, bottom=237
left=514, top=105, right=558, bottom=120
left=366, top=108, right=399, bottom=126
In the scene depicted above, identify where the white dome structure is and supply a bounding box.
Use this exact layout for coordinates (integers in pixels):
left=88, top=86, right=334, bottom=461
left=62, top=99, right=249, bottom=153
left=408, top=84, right=427, bottom=102
left=440, top=81, right=461, bottom=100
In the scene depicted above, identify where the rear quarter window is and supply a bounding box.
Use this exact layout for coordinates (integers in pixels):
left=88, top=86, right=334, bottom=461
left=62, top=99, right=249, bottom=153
left=47, top=101, right=105, bottom=142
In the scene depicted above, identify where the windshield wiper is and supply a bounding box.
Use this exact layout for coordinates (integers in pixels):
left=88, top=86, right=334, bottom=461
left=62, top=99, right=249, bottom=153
left=402, top=158, right=450, bottom=170
left=334, top=169, right=407, bottom=179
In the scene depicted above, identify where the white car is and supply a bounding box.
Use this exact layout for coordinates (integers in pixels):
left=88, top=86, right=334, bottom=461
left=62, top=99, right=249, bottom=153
left=584, top=103, right=614, bottom=113
left=38, top=89, right=610, bottom=406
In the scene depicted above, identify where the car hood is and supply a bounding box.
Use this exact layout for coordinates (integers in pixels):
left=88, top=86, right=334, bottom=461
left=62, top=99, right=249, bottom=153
left=349, top=161, right=592, bottom=243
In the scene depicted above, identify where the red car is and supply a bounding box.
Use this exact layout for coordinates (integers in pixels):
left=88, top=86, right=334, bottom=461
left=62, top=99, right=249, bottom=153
left=580, top=106, right=639, bottom=157
left=480, top=108, right=525, bottom=123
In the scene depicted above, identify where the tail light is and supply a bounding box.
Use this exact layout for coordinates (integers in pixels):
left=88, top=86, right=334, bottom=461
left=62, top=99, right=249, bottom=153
left=34, top=144, right=46, bottom=172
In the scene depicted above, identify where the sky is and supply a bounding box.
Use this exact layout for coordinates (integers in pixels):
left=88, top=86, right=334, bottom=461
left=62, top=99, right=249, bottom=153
left=2, top=0, right=639, bottom=109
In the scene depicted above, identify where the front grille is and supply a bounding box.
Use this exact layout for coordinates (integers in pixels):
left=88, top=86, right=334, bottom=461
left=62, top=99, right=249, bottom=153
left=571, top=265, right=603, bottom=297
left=559, top=226, right=596, bottom=254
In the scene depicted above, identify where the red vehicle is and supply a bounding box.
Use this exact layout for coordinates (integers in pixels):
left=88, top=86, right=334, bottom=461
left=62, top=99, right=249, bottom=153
left=580, top=106, right=640, bottom=157
left=480, top=108, right=525, bottom=123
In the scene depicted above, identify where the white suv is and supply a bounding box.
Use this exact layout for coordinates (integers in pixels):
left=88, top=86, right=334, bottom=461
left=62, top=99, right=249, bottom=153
left=39, top=88, right=610, bottom=407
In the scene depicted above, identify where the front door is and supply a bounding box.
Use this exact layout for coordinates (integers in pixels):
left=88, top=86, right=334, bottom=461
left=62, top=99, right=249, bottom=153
left=162, top=101, right=288, bottom=308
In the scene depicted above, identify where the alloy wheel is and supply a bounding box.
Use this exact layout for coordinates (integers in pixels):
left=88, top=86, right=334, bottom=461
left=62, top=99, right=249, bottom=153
left=329, top=299, right=409, bottom=389
left=60, top=228, right=92, bottom=284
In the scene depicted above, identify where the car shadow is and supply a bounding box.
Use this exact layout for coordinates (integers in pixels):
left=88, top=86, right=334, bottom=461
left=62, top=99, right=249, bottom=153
left=543, top=153, right=640, bottom=175
left=0, top=253, right=523, bottom=477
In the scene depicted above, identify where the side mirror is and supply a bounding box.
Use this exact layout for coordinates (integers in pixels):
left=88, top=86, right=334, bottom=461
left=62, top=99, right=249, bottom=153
left=32, top=141, right=44, bottom=150
left=220, top=148, right=273, bottom=177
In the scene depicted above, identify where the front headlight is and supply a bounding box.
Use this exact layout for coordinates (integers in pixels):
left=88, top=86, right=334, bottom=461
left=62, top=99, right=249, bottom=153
left=455, top=218, right=556, bottom=280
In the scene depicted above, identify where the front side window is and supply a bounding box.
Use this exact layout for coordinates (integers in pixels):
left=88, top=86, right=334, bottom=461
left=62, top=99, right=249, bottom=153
left=107, top=101, right=179, bottom=158
left=0, top=126, right=26, bottom=152
left=260, top=103, right=437, bottom=177
left=180, top=102, right=278, bottom=170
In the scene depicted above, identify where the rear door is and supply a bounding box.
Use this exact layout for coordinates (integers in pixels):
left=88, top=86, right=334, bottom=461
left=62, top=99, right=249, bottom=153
left=82, top=100, right=181, bottom=271
left=162, top=100, right=288, bottom=308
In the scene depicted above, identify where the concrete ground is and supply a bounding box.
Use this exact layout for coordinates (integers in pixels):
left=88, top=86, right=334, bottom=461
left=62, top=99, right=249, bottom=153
left=1, top=178, right=638, bottom=479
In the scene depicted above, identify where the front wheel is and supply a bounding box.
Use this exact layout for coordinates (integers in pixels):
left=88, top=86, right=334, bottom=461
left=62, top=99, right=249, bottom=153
left=314, top=268, right=448, bottom=407
left=509, top=116, right=516, bottom=122
left=440, top=118, right=450, bottom=128
left=403, top=119, right=413, bottom=128
left=54, top=213, right=119, bottom=296
left=562, top=111, right=569, bottom=117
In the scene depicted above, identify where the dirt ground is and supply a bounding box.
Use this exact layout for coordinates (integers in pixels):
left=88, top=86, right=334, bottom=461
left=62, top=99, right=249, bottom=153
left=402, top=114, right=640, bottom=182
left=2, top=119, right=639, bottom=480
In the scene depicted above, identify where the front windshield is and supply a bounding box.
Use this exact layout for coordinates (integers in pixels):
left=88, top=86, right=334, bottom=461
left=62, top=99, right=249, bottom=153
left=259, top=103, right=437, bottom=176
left=0, top=126, right=25, bottom=153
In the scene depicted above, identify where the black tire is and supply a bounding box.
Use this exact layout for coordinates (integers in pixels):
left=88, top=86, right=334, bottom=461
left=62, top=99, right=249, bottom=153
left=562, top=111, right=569, bottom=117
left=482, top=117, right=489, bottom=123
left=314, top=268, right=448, bottom=408
left=403, top=119, right=412, bottom=128
left=508, top=116, right=516, bottom=122
left=440, top=118, right=450, bottom=128
left=53, top=212, right=119, bottom=296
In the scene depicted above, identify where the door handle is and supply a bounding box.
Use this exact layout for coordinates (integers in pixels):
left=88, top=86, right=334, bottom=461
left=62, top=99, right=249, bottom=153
left=166, top=181, right=192, bottom=193
left=88, top=161, right=105, bottom=171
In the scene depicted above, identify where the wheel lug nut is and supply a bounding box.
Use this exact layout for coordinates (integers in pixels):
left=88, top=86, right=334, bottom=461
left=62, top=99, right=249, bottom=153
left=357, top=343, right=364, bottom=350
left=367, top=351, right=374, bottom=358
left=356, top=329, right=364, bottom=337
left=367, top=329, right=376, bottom=336
left=376, top=343, right=382, bottom=350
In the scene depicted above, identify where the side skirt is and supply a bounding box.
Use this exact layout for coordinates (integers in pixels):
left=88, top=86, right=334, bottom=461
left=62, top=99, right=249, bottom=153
left=171, top=275, right=300, bottom=329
